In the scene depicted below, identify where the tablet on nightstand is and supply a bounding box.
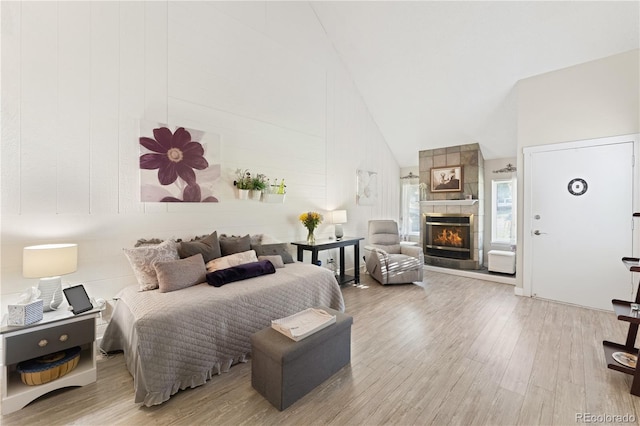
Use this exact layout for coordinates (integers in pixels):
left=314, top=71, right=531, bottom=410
left=63, top=284, right=94, bottom=315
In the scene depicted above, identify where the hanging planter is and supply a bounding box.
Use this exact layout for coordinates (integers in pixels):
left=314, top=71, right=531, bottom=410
left=238, top=189, right=250, bottom=200
left=234, top=169, right=252, bottom=200
left=263, top=179, right=286, bottom=203
left=263, top=193, right=286, bottom=203
left=234, top=169, right=269, bottom=201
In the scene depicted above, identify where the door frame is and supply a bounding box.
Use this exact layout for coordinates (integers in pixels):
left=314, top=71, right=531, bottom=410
left=522, top=134, right=639, bottom=298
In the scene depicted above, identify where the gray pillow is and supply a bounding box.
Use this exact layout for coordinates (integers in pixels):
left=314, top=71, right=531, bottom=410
left=134, top=238, right=164, bottom=247
left=258, top=255, right=285, bottom=268
left=252, top=243, right=294, bottom=264
left=155, top=254, right=206, bottom=293
left=178, top=231, right=221, bottom=263
left=219, top=234, right=251, bottom=256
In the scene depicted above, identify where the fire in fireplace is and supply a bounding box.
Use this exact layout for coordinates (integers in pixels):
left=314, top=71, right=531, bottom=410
left=433, top=227, right=465, bottom=247
left=424, top=213, right=474, bottom=260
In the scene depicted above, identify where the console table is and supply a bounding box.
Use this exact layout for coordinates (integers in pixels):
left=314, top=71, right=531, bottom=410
left=291, top=237, right=364, bottom=285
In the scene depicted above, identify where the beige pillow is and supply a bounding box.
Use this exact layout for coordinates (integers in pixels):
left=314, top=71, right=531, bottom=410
left=123, top=240, right=179, bottom=291
left=155, top=254, right=206, bottom=293
left=258, top=255, right=285, bottom=268
left=205, top=250, right=258, bottom=272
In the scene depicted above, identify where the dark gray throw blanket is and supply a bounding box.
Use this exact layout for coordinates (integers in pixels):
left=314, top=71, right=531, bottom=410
left=206, top=260, right=276, bottom=287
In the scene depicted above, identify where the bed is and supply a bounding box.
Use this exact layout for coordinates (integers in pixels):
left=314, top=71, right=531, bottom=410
left=100, top=262, right=345, bottom=406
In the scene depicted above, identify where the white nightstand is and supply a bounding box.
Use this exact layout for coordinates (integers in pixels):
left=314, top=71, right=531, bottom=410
left=0, top=309, right=99, bottom=414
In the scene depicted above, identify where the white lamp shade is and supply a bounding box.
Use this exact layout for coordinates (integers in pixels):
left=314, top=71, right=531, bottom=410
left=23, top=243, right=78, bottom=278
left=331, top=210, right=348, bottom=224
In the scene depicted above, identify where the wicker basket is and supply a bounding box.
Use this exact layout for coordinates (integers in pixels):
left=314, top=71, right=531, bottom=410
left=17, top=346, right=81, bottom=386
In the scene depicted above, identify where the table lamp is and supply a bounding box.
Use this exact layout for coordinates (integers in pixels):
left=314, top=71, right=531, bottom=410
left=23, top=243, right=78, bottom=312
left=331, top=210, right=347, bottom=240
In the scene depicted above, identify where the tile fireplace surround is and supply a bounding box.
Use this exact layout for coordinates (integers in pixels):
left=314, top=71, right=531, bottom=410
left=419, top=144, right=484, bottom=270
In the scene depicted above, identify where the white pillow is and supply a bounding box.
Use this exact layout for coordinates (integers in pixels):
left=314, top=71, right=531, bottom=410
left=205, top=249, right=258, bottom=272
left=258, top=255, right=285, bottom=268
left=123, top=240, right=179, bottom=291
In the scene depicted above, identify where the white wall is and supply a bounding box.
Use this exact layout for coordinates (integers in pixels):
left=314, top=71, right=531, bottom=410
left=0, top=1, right=400, bottom=309
left=515, top=49, right=640, bottom=289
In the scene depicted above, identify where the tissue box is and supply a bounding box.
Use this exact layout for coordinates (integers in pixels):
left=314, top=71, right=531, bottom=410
left=8, top=299, right=43, bottom=326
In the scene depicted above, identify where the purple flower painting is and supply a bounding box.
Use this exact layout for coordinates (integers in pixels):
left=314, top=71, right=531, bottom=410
left=161, top=183, right=218, bottom=203
left=140, top=127, right=208, bottom=185
left=139, top=123, right=221, bottom=202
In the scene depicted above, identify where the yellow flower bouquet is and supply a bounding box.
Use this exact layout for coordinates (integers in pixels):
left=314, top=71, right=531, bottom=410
left=299, top=211, right=323, bottom=244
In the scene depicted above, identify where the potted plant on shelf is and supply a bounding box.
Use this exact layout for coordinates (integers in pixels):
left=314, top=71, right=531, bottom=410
left=251, top=174, right=267, bottom=200
left=234, top=169, right=252, bottom=199
left=264, top=178, right=286, bottom=203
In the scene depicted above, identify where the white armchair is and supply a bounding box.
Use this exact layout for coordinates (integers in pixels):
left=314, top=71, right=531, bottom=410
left=364, top=220, right=424, bottom=285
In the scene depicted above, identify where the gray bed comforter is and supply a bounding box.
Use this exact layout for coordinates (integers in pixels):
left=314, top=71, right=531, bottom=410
left=100, top=262, right=345, bottom=406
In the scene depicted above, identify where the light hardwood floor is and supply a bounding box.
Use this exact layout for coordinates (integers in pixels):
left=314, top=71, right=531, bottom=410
left=3, top=271, right=640, bottom=425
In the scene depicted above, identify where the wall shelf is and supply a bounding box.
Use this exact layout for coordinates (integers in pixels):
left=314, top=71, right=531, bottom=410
left=420, top=200, right=478, bottom=206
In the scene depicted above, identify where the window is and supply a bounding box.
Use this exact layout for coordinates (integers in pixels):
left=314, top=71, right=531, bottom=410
left=400, top=183, right=420, bottom=238
left=491, top=179, right=516, bottom=244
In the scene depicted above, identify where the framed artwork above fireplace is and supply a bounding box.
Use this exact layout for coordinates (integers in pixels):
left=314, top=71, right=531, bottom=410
left=430, top=165, right=463, bottom=192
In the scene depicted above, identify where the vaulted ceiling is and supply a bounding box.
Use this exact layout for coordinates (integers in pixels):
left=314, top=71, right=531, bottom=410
left=311, top=1, right=640, bottom=166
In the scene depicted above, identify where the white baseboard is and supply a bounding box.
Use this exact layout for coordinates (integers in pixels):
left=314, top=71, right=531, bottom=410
left=424, top=265, right=516, bottom=286
left=513, top=287, right=524, bottom=296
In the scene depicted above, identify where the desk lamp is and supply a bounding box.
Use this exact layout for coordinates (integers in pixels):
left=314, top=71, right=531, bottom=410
left=331, top=210, right=347, bottom=240
left=23, top=243, right=78, bottom=312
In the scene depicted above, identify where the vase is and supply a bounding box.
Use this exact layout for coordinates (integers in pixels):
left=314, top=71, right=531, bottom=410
left=251, top=189, right=262, bottom=201
left=306, top=229, right=316, bottom=244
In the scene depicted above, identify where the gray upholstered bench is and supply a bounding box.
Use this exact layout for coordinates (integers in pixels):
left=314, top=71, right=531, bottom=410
left=250, top=307, right=353, bottom=410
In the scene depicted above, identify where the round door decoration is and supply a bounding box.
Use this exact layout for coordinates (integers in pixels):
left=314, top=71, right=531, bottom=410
left=568, top=178, right=588, bottom=196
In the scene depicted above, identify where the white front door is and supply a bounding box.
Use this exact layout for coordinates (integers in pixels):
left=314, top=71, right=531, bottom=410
left=524, top=136, right=636, bottom=310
